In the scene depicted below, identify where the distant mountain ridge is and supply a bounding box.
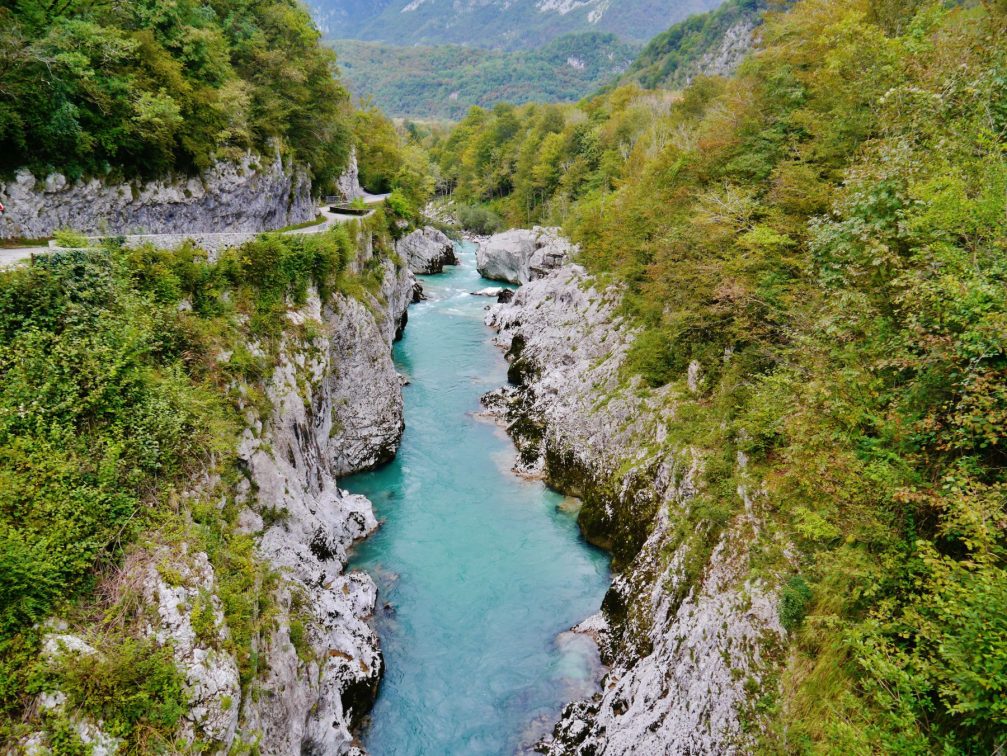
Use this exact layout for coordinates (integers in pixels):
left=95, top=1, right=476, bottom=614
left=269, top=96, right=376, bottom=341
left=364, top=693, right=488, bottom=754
left=332, top=33, right=639, bottom=120
left=309, top=0, right=722, bottom=49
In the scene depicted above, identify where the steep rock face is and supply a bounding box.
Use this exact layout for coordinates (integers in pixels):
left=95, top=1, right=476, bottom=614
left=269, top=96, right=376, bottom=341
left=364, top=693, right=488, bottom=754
left=685, top=17, right=758, bottom=81
left=475, top=226, right=575, bottom=284
left=140, top=546, right=242, bottom=745
left=485, top=265, right=786, bottom=754
left=396, top=226, right=457, bottom=274
left=0, top=152, right=313, bottom=240
left=236, top=245, right=414, bottom=753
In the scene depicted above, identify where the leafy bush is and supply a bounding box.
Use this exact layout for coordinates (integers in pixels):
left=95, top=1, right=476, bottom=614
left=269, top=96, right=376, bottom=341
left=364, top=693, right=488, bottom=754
left=42, top=638, right=187, bottom=748
left=456, top=205, right=503, bottom=235
left=51, top=229, right=90, bottom=248
left=778, top=576, right=812, bottom=632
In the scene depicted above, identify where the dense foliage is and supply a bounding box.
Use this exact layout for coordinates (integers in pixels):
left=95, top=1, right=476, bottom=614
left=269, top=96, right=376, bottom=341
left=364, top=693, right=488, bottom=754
left=0, top=217, right=402, bottom=746
left=350, top=104, right=437, bottom=210
left=332, top=33, right=639, bottom=120
left=437, top=0, right=1007, bottom=749
left=0, top=0, right=353, bottom=187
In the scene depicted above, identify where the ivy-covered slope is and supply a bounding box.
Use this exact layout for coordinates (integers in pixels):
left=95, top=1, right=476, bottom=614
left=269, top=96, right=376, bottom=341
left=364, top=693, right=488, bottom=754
left=436, top=0, right=1007, bottom=749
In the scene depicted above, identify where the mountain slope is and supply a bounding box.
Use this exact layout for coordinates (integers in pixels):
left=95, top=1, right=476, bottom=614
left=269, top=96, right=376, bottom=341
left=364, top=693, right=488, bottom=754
left=333, top=33, right=639, bottom=119
left=614, top=0, right=764, bottom=90
left=310, top=0, right=722, bottom=49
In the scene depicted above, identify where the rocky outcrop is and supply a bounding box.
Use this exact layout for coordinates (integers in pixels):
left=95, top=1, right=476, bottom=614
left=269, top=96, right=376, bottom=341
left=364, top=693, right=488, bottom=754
left=396, top=226, right=457, bottom=274
left=475, top=226, right=575, bottom=284
left=684, top=17, right=759, bottom=83
left=0, top=152, right=314, bottom=240
left=484, top=264, right=786, bottom=754
left=334, top=148, right=366, bottom=202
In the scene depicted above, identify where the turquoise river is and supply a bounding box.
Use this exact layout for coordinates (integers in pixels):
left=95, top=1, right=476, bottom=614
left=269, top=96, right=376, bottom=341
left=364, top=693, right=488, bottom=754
left=343, top=241, right=611, bottom=755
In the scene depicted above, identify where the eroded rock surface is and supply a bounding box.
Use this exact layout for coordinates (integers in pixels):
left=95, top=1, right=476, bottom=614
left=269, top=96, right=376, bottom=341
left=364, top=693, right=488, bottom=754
left=396, top=226, right=457, bottom=274
left=236, top=244, right=414, bottom=753
left=19, top=225, right=415, bottom=755
left=475, top=226, right=575, bottom=284
left=334, top=148, right=366, bottom=202
left=485, top=264, right=786, bottom=754
left=0, top=152, right=313, bottom=240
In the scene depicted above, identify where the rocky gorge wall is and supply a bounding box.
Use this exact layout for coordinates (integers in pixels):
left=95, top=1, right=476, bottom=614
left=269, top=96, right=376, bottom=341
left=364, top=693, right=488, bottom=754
left=26, top=228, right=417, bottom=754
left=0, top=151, right=314, bottom=240
left=484, top=263, right=787, bottom=754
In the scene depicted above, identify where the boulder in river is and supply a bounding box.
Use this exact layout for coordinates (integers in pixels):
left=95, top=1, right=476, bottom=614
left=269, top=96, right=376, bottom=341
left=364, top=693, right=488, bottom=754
left=475, top=227, right=575, bottom=284
left=396, top=226, right=458, bottom=275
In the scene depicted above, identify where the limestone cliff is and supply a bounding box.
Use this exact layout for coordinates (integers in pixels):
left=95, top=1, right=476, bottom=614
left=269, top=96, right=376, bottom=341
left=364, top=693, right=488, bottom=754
left=0, top=152, right=314, bottom=240
left=485, top=265, right=786, bottom=754
left=28, top=227, right=416, bottom=755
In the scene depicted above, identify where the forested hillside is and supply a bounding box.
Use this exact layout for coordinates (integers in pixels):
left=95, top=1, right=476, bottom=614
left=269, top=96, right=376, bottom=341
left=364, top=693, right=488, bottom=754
left=0, top=0, right=353, bottom=189
left=435, top=0, right=1007, bottom=749
left=332, top=33, right=639, bottom=120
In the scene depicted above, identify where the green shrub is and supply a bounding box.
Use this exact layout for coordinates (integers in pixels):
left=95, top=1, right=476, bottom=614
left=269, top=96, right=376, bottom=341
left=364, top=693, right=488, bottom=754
left=456, top=205, right=503, bottom=235
left=44, top=637, right=187, bottom=748
left=52, top=229, right=90, bottom=249
left=779, top=576, right=812, bottom=632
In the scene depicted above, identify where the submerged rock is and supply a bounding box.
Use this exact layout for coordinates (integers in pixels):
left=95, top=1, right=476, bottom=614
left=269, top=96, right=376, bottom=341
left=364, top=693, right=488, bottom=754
left=475, top=227, right=575, bottom=284
left=396, top=226, right=458, bottom=274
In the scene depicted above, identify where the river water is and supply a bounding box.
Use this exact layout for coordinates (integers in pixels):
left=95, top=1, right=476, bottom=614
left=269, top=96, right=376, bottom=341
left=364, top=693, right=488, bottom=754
left=343, top=241, right=610, bottom=755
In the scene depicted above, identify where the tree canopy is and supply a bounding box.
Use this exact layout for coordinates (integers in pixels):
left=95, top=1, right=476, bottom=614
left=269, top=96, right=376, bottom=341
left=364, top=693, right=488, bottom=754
left=0, top=0, right=353, bottom=188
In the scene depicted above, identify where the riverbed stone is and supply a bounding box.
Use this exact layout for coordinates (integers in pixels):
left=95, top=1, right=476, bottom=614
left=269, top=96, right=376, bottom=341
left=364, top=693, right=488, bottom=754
left=396, top=226, right=457, bottom=274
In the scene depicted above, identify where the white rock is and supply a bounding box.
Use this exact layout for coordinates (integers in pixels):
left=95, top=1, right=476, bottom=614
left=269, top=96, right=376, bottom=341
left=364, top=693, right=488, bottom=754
left=236, top=243, right=414, bottom=753
left=487, top=262, right=787, bottom=754
left=140, top=546, right=241, bottom=745
left=396, top=226, right=457, bottom=274
left=334, top=147, right=366, bottom=202
left=476, top=226, right=576, bottom=284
